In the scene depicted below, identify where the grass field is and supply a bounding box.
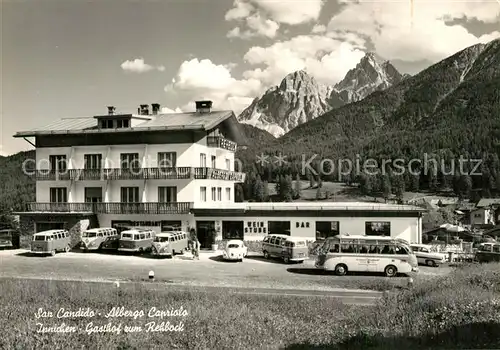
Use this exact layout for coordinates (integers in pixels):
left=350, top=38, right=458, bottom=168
left=1, top=262, right=499, bottom=349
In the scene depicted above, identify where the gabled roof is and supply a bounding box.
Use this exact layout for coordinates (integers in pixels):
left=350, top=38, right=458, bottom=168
left=477, top=199, right=500, bottom=207
left=13, top=111, right=236, bottom=137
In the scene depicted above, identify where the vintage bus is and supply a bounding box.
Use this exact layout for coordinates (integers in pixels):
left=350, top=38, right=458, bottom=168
left=30, top=229, right=71, bottom=256
left=80, top=227, right=119, bottom=251
left=476, top=242, right=500, bottom=262
left=262, top=234, right=309, bottom=264
left=315, top=235, right=419, bottom=277
left=118, top=228, right=156, bottom=253
left=151, top=231, right=189, bottom=257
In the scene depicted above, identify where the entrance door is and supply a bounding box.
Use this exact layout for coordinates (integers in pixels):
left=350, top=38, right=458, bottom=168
left=196, top=221, right=215, bottom=249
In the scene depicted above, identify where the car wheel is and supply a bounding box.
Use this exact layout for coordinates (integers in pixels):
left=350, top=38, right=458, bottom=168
left=263, top=251, right=270, bottom=259
left=335, top=264, right=347, bottom=276
left=384, top=265, right=397, bottom=277
left=426, top=260, right=437, bottom=267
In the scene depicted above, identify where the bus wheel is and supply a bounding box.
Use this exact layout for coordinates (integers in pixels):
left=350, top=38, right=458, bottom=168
left=263, top=251, right=270, bottom=259
left=335, top=264, right=347, bottom=276
left=283, top=256, right=290, bottom=264
left=50, top=250, right=56, bottom=257
left=384, top=265, right=397, bottom=277
left=64, top=245, right=70, bottom=253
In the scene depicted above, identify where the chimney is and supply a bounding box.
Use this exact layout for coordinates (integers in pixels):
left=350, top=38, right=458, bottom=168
left=107, top=106, right=116, bottom=115
left=195, top=100, right=213, bottom=113
left=151, top=103, right=160, bottom=115
left=139, top=104, right=149, bottom=115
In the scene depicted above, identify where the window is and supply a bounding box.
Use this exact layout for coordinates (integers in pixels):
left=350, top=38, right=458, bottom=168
left=117, top=120, right=123, bottom=128
left=50, top=188, right=67, bottom=203
left=268, top=221, right=291, bottom=235
left=158, top=152, right=177, bottom=167
left=123, top=119, right=129, bottom=128
left=120, top=153, right=140, bottom=169
left=211, top=155, right=216, bottom=168
left=315, top=221, right=340, bottom=240
left=217, top=187, right=222, bottom=201
left=225, top=188, right=231, bottom=201
left=84, top=154, right=102, bottom=169
left=365, top=221, right=391, bottom=236
left=200, top=153, right=207, bottom=167
left=84, top=187, right=102, bottom=203
left=211, top=187, right=216, bottom=201
left=200, top=187, right=207, bottom=202
left=120, top=187, right=140, bottom=202
left=49, top=155, right=67, bottom=171
left=225, top=159, right=231, bottom=170
left=107, top=120, right=113, bottom=128
left=158, top=186, right=177, bottom=203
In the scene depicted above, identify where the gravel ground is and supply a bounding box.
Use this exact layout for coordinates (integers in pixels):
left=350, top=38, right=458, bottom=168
left=0, top=248, right=452, bottom=291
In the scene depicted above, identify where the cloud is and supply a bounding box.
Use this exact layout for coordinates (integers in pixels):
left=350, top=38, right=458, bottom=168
left=120, top=58, right=165, bottom=73
left=242, top=34, right=367, bottom=85
left=311, top=24, right=326, bottom=34
left=166, top=58, right=262, bottom=114
left=225, top=0, right=323, bottom=38
left=327, top=0, right=500, bottom=62
left=161, top=107, right=183, bottom=113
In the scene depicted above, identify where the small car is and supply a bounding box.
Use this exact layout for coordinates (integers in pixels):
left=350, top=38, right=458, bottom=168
left=410, top=244, right=446, bottom=267
left=222, top=240, right=247, bottom=261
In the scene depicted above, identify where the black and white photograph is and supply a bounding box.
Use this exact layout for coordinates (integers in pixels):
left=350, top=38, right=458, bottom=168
left=1, top=0, right=500, bottom=349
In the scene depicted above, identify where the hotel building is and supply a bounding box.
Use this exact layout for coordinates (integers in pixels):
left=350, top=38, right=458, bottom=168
left=14, top=101, right=424, bottom=248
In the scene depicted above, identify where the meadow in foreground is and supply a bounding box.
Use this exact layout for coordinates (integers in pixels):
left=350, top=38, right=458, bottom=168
left=0, top=262, right=499, bottom=349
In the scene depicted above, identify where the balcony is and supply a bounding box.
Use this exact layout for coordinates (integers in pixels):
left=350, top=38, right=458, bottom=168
left=34, top=167, right=244, bottom=181
left=193, top=167, right=246, bottom=182
left=34, top=170, right=71, bottom=181
left=34, top=167, right=193, bottom=181
left=207, top=136, right=237, bottom=152
left=26, top=202, right=193, bottom=214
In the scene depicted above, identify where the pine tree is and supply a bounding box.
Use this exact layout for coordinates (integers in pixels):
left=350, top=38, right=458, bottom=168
left=459, top=175, right=473, bottom=198
left=234, top=184, right=245, bottom=202
left=293, top=173, right=302, bottom=199
left=252, top=175, right=265, bottom=202
left=382, top=175, right=391, bottom=202
left=262, top=181, right=270, bottom=201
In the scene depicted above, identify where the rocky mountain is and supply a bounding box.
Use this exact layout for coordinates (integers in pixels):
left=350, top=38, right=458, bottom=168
left=334, top=52, right=405, bottom=103
left=240, top=38, right=500, bottom=174
left=237, top=52, right=405, bottom=137
left=237, top=70, right=340, bottom=137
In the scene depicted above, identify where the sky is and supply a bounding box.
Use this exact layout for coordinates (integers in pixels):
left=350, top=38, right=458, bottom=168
left=1, top=0, right=499, bottom=156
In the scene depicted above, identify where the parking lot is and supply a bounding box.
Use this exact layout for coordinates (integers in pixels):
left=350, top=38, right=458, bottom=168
left=0, top=248, right=453, bottom=291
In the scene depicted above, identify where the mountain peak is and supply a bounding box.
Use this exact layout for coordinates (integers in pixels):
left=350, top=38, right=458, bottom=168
left=334, top=52, right=403, bottom=102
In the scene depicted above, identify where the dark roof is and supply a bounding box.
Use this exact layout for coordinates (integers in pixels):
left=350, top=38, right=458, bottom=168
left=13, top=111, right=236, bottom=137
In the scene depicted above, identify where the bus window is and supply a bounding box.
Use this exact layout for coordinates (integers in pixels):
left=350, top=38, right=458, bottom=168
left=140, top=234, right=145, bottom=240
left=394, top=246, right=408, bottom=254
left=369, top=245, right=379, bottom=254
left=329, top=243, right=340, bottom=253
left=381, top=245, right=393, bottom=254
left=359, top=245, right=369, bottom=254
left=341, top=244, right=353, bottom=253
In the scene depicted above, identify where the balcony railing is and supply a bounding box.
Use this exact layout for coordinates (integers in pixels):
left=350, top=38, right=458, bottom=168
left=193, top=167, right=246, bottom=182
left=207, top=136, right=237, bottom=152
left=34, top=167, right=244, bottom=181
left=26, top=202, right=193, bottom=214
left=33, top=170, right=71, bottom=181
left=34, top=167, right=193, bottom=181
